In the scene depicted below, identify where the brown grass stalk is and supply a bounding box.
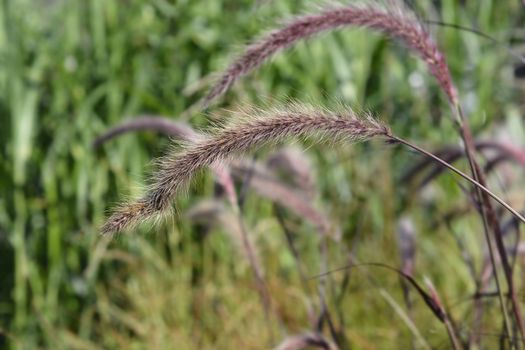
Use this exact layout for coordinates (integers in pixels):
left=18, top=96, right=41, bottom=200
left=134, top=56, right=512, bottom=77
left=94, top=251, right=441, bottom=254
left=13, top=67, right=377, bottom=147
left=402, top=140, right=525, bottom=187
left=401, top=136, right=525, bottom=345
left=390, top=137, right=525, bottom=227
left=396, top=133, right=523, bottom=346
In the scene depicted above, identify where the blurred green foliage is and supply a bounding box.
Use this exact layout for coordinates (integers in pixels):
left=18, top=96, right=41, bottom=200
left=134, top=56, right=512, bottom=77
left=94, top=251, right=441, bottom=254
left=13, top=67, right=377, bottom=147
left=1, top=0, right=525, bottom=348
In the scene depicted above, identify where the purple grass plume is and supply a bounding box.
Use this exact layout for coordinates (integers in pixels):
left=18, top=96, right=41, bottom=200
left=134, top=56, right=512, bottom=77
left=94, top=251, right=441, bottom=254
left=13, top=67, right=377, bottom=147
left=101, top=104, right=391, bottom=234
left=204, top=1, right=457, bottom=106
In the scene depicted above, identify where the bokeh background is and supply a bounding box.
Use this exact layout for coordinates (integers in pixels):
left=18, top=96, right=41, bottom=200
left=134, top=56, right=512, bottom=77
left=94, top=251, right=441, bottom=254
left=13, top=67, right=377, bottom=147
left=1, top=0, right=525, bottom=348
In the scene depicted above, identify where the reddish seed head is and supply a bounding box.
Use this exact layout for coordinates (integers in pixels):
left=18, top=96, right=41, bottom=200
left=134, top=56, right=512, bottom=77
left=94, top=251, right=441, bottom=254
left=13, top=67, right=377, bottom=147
left=102, top=105, right=391, bottom=234
left=205, top=2, right=458, bottom=107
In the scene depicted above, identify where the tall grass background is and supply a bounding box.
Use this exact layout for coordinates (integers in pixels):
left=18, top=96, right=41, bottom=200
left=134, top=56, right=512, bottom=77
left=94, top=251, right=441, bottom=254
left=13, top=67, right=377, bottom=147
left=1, top=0, right=525, bottom=348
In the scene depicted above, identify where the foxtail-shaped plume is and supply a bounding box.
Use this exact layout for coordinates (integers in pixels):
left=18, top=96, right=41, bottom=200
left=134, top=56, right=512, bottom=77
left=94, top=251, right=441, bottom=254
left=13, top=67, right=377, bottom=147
left=102, top=105, right=391, bottom=234
left=204, top=1, right=457, bottom=106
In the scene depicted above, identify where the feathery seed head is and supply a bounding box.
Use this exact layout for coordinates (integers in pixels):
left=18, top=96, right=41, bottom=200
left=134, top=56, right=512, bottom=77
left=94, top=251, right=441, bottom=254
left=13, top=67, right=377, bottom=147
left=204, top=1, right=457, bottom=107
left=102, top=104, right=391, bottom=234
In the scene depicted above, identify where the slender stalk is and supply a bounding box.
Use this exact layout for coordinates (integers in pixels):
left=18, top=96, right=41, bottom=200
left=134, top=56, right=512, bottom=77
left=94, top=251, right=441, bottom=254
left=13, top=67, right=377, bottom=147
left=273, top=205, right=312, bottom=296
left=231, top=200, right=275, bottom=341
left=391, top=136, right=525, bottom=225
left=444, top=314, right=461, bottom=350
left=395, top=129, right=519, bottom=345
left=454, top=103, right=525, bottom=347
left=273, top=205, right=341, bottom=345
